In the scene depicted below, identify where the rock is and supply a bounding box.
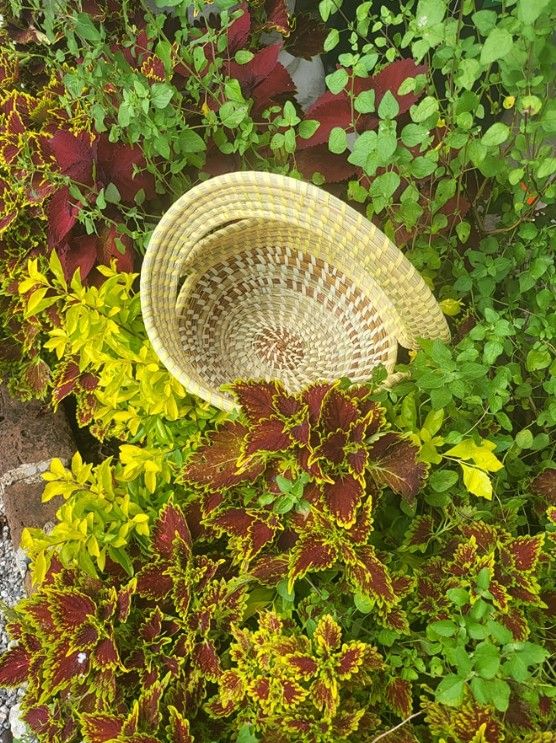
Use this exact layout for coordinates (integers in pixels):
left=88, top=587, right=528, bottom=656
left=0, top=384, right=74, bottom=551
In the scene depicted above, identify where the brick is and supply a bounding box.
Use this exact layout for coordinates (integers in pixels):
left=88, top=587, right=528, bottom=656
left=3, top=479, right=61, bottom=553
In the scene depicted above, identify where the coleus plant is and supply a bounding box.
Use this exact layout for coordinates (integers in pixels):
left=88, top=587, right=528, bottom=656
left=183, top=379, right=427, bottom=630
left=0, top=501, right=246, bottom=743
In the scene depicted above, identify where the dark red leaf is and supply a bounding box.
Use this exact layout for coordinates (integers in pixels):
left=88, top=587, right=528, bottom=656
left=314, top=614, right=342, bottom=651
left=301, top=383, right=332, bottom=423
left=48, top=188, right=80, bottom=246
left=265, top=0, right=290, bottom=35
left=152, top=502, right=192, bottom=559
left=0, top=645, right=30, bottom=686
left=97, top=223, right=135, bottom=273
left=299, top=94, right=353, bottom=149
left=347, top=545, right=396, bottom=603
left=504, top=535, right=544, bottom=573
left=244, top=418, right=291, bottom=456
left=320, top=387, right=360, bottom=432
left=362, top=58, right=427, bottom=114
left=97, top=137, right=155, bottom=203
left=531, top=469, right=556, bottom=505
left=47, top=130, right=96, bottom=186
left=317, top=430, right=348, bottom=464
left=50, top=645, right=89, bottom=691
left=322, top=474, right=363, bottom=527
left=295, top=144, right=357, bottom=183
left=251, top=62, right=296, bottom=117
left=250, top=555, right=289, bottom=585
left=193, top=640, right=221, bottom=680
left=368, top=433, right=427, bottom=503
left=81, top=713, right=123, bottom=743
left=94, top=637, right=119, bottom=667
left=386, top=677, right=412, bottom=719
left=285, top=13, right=328, bottom=60
left=59, top=234, right=98, bottom=281
left=23, top=706, right=50, bottom=736
left=185, top=421, right=263, bottom=489
left=289, top=535, right=336, bottom=584
left=50, top=589, right=96, bottom=632
left=136, top=565, right=173, bottom=600
left=227, top=3, right=251, bottom=52
left=336, top=642, right=368, bottom=678
left=168, top=707, right=194, bottom=743
left=232, top=380, right=282, bottom=422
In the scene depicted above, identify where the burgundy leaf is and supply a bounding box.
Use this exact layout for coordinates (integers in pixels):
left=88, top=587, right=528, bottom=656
left=244, top=418, right=291, bottom=456
left=232, top=380, right=283, bottom=422
left=386, top=677, right=412, bottom=718
left=322, top=474, right=363, bottom=527
left=289, top=535, right=336, bottom=584
left=227, top=3, right=251, bottom=52
left=285, top=13, right=328, bottom=60
left=47, top=130, right=96, bottom=186
left=81, top=714, right=123, bottom=743
left=48, top=187, right=80, bottom=246
left=347, top=545, right=396, bottom=603
left=367, top=432, right=427, bottom=503
left=0, top=645, right=30, bottom=686
left=59, top=234, right=98, bottom=281
left=97, top=223, right=135, bottom=273
left=152, top=502, right=192, bottom=560
left=97, top=137, right=155, bottom=203
left=296, top=144, right=359, bottom=183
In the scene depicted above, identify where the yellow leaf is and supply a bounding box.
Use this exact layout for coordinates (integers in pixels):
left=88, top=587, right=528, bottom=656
left=33, top=550, right=48, bottom=586
left=439, top=298, right=462, bottom=316
left=460, top=463, right=492, bottom=500
left=445, top=439, right=503, bottom=472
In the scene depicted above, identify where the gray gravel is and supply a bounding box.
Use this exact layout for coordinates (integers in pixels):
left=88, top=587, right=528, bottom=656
left=0, top=498, right=26, bottom=735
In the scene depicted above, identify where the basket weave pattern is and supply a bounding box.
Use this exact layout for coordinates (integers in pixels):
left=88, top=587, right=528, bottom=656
left=141, top=172, right=450, bottom=411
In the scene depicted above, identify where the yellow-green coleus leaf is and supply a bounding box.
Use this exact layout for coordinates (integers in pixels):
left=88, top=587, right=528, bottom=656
left=445, top=439, right=503, bottom=472
left=460, top=463, right=493, bottom=500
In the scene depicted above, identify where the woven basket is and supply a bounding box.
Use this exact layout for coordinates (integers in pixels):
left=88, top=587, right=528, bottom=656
left=140, top=171, right=450, bottom=411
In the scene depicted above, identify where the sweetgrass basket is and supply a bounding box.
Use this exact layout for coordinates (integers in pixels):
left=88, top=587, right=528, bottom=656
left=140, top=171, right=450, bottom=411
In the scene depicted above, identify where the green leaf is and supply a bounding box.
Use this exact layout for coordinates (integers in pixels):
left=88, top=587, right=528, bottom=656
left=181, top=128, right=206, bottom=153
left=536, top=157, right=556, bottom=179
left=74, top=12, right=102, bottom=42
left=487, top=678, right=510, bottom=712
left=472, top=10, right=497, bottom=35
left=526, top=347, right=551, bottom=371
left=456, top=59, right=481, bottom=89
left=401, top=123, right=429, bottom=147
left=219, top=102, right=248, bottom=128
left=354, top=90, right=376, bottom=114
left=237, top=724, right=259, bottom=743
left=411, top=96, right=438, bottom=123
left=326, top=68, right=349, bottom=95
left=370, top=171, right=400, bottom=200
left=234, top=50, right=254, bottom=64
left=151, top=83, right=174, bottom=109
left=435, top=675, right=465, bottom=706
left=328, top=127, right=348, bottom=154
left=378, top=90, right=399, bottom=120
left=415, top=0, right=446, bottom=27
left=476, top=567, right=491, bottom=592
left=429, top=470, right=458, bottom=493
left=430, top=620, right=457, bottom=637
left=467, top=622, right=488, bottom=640
left=298, top=120, right=320, bottom=139
left=276, top=475, right=292, bottom=494
left=470, top=676, right=490, bottom=705
left=517, top=0, right=551, bottom=25
left=481, top=122, right=510, bottom=147
left=324, top=28, right=340, bottom=52
left=273, top=495, right=295, bottom=514
left=104, top=183, right=121, bottom=204
left=480, top=28, right=513, bottom=65
left=354, top=592, right=374, bottom=613
left=446, top=588, right=469, bottom=607
left=473, top=642, right=500, bottom=679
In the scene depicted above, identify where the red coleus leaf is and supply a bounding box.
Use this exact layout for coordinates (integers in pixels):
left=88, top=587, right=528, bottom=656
left=136, top=564, right=173, bottom=600
left=265, top=0, right=290, bottom=35
left=72, top=622, right=100, bottom=650
left=504, top=605, right=532, bottom=638
left=50, top=589, right=96, bottom=632
left=282, top=678, right=307, bottom=707
left=367, top=432, right=427, bottom=503
left=405, top=514, right=434, bottom=549
left=316, top=430, right=348, bottom=464
left=0, top=645, right=30, bottom=686
left=336, top=641, right=369, bottom=679
left=251, top=62, right=296, bottom=117
left=347, top=447, right=367, bottom=476
left=530, top=468, right=556, bottom=504
left=243, top=417, right=291, bottom=457
left=368, top=58, right=427, bottom=114
left=228, top=43, right=282, bottom=91
left=314, top=614, right=342, bottom=653
left=52, top=360, right=80, bottom=404
left=47, top=130, right=96, bottom=186
left=386, top=677, right=413, bottom=719
left=460, top=521, right=497, bottom=552
left=23, top=706, right=51, bottom=736
left=504, top=535, right=544, bottom=573
left=345, top=499, right=373, bottom=544
left=301, top=383, right=333, bottom=424
left=286, top=13, right=328, bottom=60
left=138, top=682, right=163, bottom=731
left=50, top=645, right=89, bottom=691
left=210, top=508, right=254, bottom=537
left=347, top=545, right=396, bottom=604
left=24, top=358, right=50, bottom=396
left=97, top=223, right=135, bottom=273
left=299, top=94, right=352, bottom=149
left=193, top=640, right=221, bottom=680
left=322, top=474, right=363, bottom=528
left=94, top=637, right=120, bottom=667
left=250, top=555, right=289, bottom=585
left=152, top=501, right=192, bottom=560
left=319, top=388, right=359, bottom=432
left=167, top=706, right=194, bottom=743
left=250, top=675, right=271, bottom=703
left=48, top=187, right=80, bottom=246
left=97, top=137, right=155, bottom=203
left=312, top=673, right=337, bottom=716
left=218, top=670, right=244, bottom=703
left=59, top=234, right=98, bottom=281
left=289, top=535, right=337, bottom=585
left=81, top=713, right=123, bottom=743
left=232, top=380, right=284, bottom=422
left=227, top=3, right=251, bottom=53
left=185, top=421, right=263, bottom=489
left=286, top=653, right=318, bottom=678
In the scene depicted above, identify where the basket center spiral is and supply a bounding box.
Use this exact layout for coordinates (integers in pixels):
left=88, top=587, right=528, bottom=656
left=253, top=327, right=306, bottom=370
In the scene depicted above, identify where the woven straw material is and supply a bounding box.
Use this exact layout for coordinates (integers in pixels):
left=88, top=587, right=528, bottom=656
left=141, top=171, right=450, bottom=411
